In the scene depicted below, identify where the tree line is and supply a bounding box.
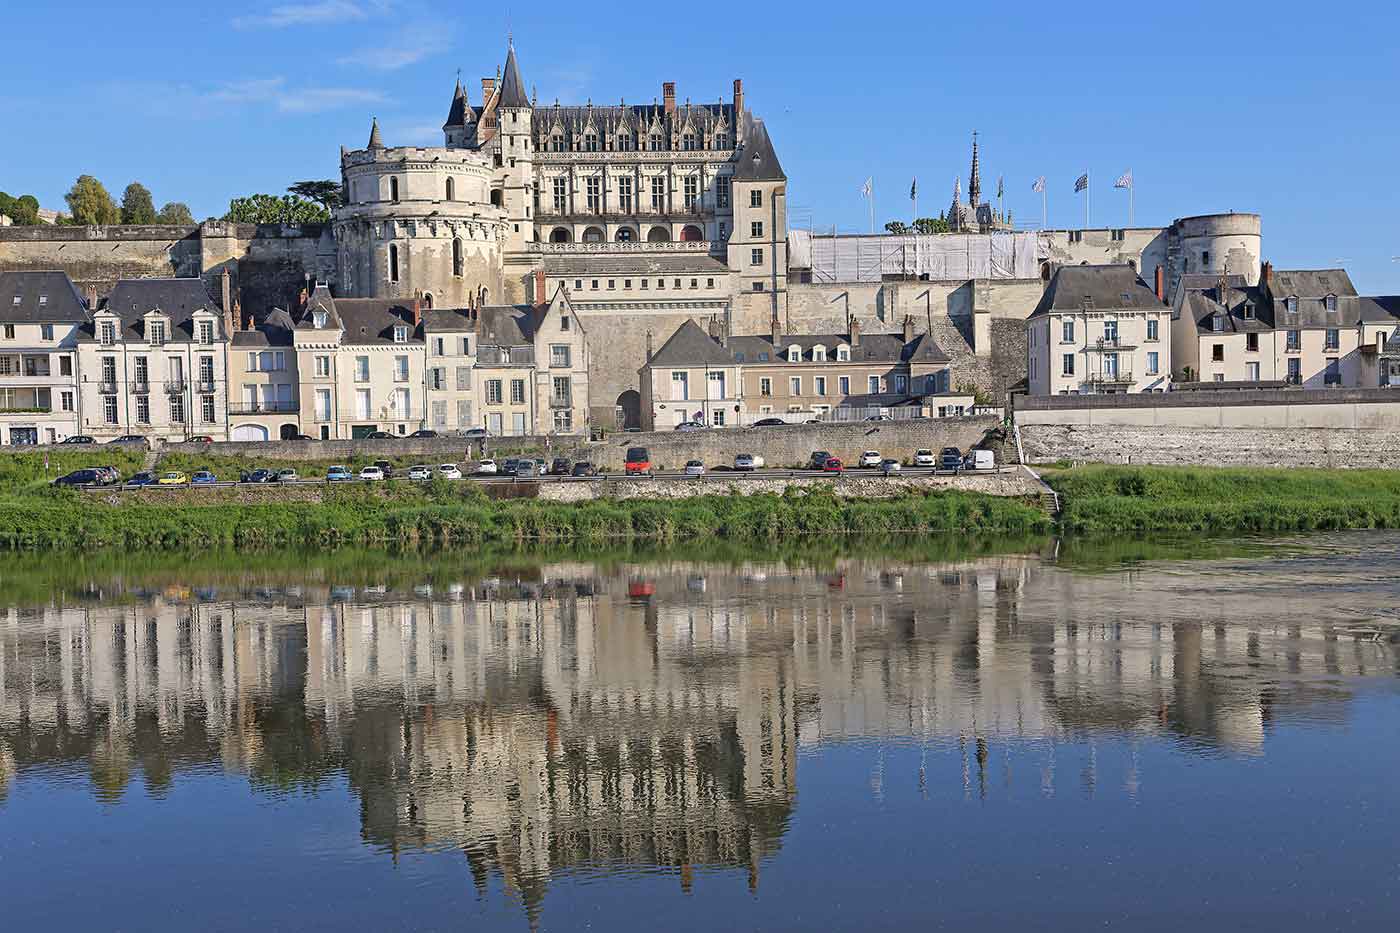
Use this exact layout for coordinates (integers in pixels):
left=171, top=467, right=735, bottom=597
left=1, top=177, right=344, bottom=227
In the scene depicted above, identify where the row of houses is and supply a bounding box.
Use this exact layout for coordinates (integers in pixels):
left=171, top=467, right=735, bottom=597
left=1027, top=262, right=1400, bottom=395
left=0, top=271, right=589, bottom=443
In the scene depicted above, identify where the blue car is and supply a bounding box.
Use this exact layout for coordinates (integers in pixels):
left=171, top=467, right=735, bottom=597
left=126, top=471, right=157, bottom=487
left=191, top=470, right=218, bottom=485
left=326, top=465, right=353, bottom=482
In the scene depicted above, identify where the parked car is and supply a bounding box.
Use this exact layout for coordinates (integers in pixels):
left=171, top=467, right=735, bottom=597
left=684, top=460, right=706, bottom=476
left=550, top=457, right=572, bottom=475
left=880, top=458, right=902, bottom=475
left=191, top=470, right=218, bottom=485
left=438, top=463, right=463, bottom=480
left=366, top=430, right=394, bottom=439
left=965, top=449, right=995, bottom=471
left=241, top=468, right=275, bottom=483
left=462, top=427, right=490, bottom=439
left=325, top=466, right=352, bottom=482
left=274, top=469, right=299, bottom=483
left=752, top=417, right=786, bottom=427
left=501, top=458, right=521, bottom=475
left=510, top=460, right=537, bottom=478
left=157, top=471, right=189, bottom=486
left=372, top=459, right=394, bottom=479
left=475, top=458, right=498, bottom=475
left=822, top=456, right=844, bottom=473
left=126, top=471, right=157, bottom=487
left=859, top=450, right=882, bottom=468
left=188, top=435, right=215, bottom=444
left=913, top=448, right=936, bottom=468
left=409, top=429, right=438, bottom=438
left=625, top=447, right=652, bottom=475
left=52, top=469, right=105, bottom=488
left=808, top=450, right=834, bottom=470
left=109, top=435, right=149, bottom=447
left=939, top=447, right=963, bottom=472
left=734, top=453, right=764, bottom=471
left=60, top=435, right=95, bottom=445
left=674, top=421, right=706, bottom=432
left=406, top=465, right=433, bottom=481
left=570, top=461, right=597, bottom=477
left=358, top=465, right=385, bottom=481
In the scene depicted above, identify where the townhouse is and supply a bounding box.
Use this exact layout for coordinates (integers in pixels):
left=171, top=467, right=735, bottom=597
left=1027, top=265, right=1171, bottom=395
left=638, top=315, right=967, bottom=429
left=472, top=288, right=590, bottom=436
left=0, top=271, right=86, bottom=444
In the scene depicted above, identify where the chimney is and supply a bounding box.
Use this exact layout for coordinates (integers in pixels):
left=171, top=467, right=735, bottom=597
left=220, top=268, right=234, bottom=336
left=902, top=314, right=914, bottom=343
left=481, top=76, right=496, bottom=103
left=534, top=268, right=547, bottom=306
left=770, top=311, right=782, bottom=346
left=1261, top=260, right=1273, bottom=290
left=409, top=296, right=422, bottom=328
left=732, top=78, right=744, bottom=117
left=849, top=316, right=861, bottom=347
left=645, top=329, right=654, bottom=363
left=85, top=285, right=98, bottom=310
left=1154, top=264, right=1165, bottom=302
left=663, top=81, right=676, bottom=115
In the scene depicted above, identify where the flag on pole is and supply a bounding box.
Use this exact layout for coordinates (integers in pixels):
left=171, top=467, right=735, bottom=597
left=1073, top=173, right=1089, bottom=193
left=1032, top=176, right=1046, bottom=193
left=910, top=177, right=917, bottom=200
left=860, top=177, right=873, bottom=198
left=996, top=176, right=1004, bottom=199
left=1114, top=170, right=1133, bottom=189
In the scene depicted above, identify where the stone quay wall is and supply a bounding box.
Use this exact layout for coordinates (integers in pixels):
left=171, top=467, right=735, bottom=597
left=1017, top=390, right=1400, bottom=468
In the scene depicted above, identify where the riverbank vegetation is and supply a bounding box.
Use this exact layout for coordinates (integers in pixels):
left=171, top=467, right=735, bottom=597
left=1046, top=465, right=1400, bottom=535
left=0, top=482, right=1050, bottom=551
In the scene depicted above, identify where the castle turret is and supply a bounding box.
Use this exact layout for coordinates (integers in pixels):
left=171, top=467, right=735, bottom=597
left=367, top=117, right=384, bottom=151
left=495, top=40, right=535, bottom=264
left=443, top=78, right=473, bottom=148
left=968, top=131, right=981, bottom=209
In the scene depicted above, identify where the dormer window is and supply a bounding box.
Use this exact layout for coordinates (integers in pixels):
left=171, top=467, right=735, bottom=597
left=1242, top=303, right=1255, bottom=320
left=393, top=325, right=409, bottom=343
left=648, top=132, right=663, bottom=151
left=1286, top=296, right=1298, bottom=313
left=99, top=321, right=116, bottom=345
left=313, top=310, right=328, bottom=329
left=812, top=344, right=827, bottom=362
left=1324, top=295, right=1338, bottom=312
left=715, top=133, right=728, bottom=149
left=197, top=320, right=214, bottom=345
left=682, top=132, right=696, bottom=151
left=583, top=133, right=597, bottom=152
left=1211, top=314, right=1225, bottom=333
left=148, top=320, right=166, bottom=346
left=787, top=344, right=802, bottom=363
left=836, top=345, right=851, bottom=362
left=37, top=295, right=47, bottom=306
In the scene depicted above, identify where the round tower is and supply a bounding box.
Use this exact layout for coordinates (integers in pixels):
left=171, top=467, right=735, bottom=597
left=1171, top=212, right=1262, bottom=286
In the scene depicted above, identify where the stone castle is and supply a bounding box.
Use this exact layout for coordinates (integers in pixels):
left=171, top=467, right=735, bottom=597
left=0, top=39, right=1271, bottom=428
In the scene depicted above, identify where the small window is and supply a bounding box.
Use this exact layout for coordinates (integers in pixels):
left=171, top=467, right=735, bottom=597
left=751, top=221, right=763, bottom=238
left=1201, top=250, right=1210, bottom=266
left=1242, top=303, right=1255, bottom=320
left=393, top=325, right=409, bottom=343
left=750, top=190, right=762, bottom=208
left=752, top=282, right=764, bottom=292
left=1286, top=297, right=1298, bottom=313
left=751, top=248, right=764, bottom=266
left=1325, top=295, right=1338, bottom=312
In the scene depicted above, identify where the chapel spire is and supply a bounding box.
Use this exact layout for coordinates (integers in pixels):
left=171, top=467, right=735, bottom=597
left=367, top=117, right=384, bottom=150
left=968, top=130, right=981, bottom=208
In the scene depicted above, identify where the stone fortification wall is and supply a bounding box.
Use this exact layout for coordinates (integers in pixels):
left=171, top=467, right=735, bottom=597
left=1017, top=389, right=1400, bottom=468
left=538, top=470, right=1039, bottom=501
left=0, top=224, right=203, bottom=291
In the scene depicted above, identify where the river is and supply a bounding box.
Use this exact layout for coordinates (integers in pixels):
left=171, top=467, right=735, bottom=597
left=1, top=533, right=1398, bottom=931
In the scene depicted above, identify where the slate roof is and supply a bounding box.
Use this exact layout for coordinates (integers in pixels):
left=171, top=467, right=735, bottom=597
left=534, top=101, right=734, bottom=147
left=731, top=113, right=784, bottom=182
left=646, top=319, right=734, bottom=367
left=231, top=308, right=295, bottom=348
left=82, top=278, right=221, bottom=342
left=646, top=320, right=950, bottom=368
left=540, top=253, right=730, bottom=277
left=0, top=270, right=88, bottom=324
left=1266, top=269, right=1361, bottom=327
left=476, top=305, right=537, bottom=347
left=444, top=80, right=470, bottom=128
left=1030, top=265, right=1165, bottom=318
left=333, top=299, right=423, bottom=345
left=497, top=44, right=530, bottom=109
left=1361, top=296, right=1400, bottom=325
left=298, top=284, right=342, bottom=330
left=422, top=307, right=475, bottom=333
left=1180, top=283, right=1273, bottom=335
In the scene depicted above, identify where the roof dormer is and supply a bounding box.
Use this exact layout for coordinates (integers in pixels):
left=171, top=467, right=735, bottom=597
left=1324, top=294, right=1338, bottom=312
left=143, top=309, right=170, bottom=346
left=786, top=344, right=802, bottom=363
left=811, top=343, right=827, bottom=362
left=1285, top=296, right=1299, bottom=313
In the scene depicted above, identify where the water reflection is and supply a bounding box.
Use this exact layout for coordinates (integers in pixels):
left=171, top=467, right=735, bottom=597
left=1, top=536, right=1398, bottom=923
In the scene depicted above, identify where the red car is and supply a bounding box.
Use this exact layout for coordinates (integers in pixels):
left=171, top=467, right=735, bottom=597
left=624, top=446, right=652, bottom=476
left=822, top=456, right=843, bottom=473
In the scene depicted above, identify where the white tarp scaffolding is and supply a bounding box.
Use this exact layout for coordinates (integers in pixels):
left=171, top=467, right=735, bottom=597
left=792, top=230, right=1046, bottom=283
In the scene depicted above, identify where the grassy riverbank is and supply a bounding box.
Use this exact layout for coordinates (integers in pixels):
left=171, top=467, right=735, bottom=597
left=1046, top=465, right=1400, bottom=535
left=0, top=482, right=1050, bottom=550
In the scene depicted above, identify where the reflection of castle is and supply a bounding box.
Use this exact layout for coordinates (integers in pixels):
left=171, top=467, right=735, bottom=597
left=2, top=554, right=1395, bottom=913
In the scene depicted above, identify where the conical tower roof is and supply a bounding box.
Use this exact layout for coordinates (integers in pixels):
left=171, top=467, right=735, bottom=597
left=444, top=79, right=469, bottom=128
left=367, top=117, right=384, bottom=150
left=498, top=41, right=530, bottom=109
left=968, top=131, right=981, bottom=207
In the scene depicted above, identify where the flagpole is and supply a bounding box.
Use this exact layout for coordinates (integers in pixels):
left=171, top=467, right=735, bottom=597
left=1085, top=171, right=1090, bottom=229
left=869, top=181, right=876, bottom=235
left=1042, top=188, right=1047, bottom=230
left=1129, top=179, right=1134, bottom=227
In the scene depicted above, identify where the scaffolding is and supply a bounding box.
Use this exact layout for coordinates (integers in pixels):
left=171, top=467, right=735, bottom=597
left=791, top=230, right=1047, bottom=284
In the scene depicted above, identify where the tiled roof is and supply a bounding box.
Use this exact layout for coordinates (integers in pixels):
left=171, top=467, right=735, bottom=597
left=0, top=270, right=88, bottom=324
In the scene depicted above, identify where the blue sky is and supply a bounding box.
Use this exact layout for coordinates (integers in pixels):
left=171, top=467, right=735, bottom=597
left=3, top=0, right=1398, bottom=291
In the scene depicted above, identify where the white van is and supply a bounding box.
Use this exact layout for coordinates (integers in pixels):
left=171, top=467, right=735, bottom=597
left=966, top=449, right=995, bottom=471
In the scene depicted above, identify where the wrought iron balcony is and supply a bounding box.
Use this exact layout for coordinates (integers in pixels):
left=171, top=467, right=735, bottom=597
left=165, top=380, right=186, bottom=395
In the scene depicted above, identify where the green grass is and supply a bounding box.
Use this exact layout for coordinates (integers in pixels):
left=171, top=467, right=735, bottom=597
left=155, top=450, right=476, bottom=480
left=1046, top=464, right=1400, bottom=535
left=0, top=484, right=1051, bottom=551
left=0, top=449, right=147, bottom=490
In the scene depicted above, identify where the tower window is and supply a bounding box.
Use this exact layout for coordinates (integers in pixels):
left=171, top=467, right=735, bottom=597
left=452, top=238, right=463, bottom=277
left=390, top=177, right=399, bottom=202
left=445, top=177, right=454, bottom=201
left=750, top=190, right=762, bottom=208
left=389, top=243, right=399, bottom=282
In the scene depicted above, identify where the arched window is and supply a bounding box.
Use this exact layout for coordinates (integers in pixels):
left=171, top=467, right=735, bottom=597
left=490, top=189, right=503, bottom=208
left=836, top=345, right=850, bottom=362
left=584, top=132, right=598, bottom=152
left=389, top=177, right=399, bottom=202
left=812, top=344, right=827, bottom=362
left=452, top=238, right=463, bottom=277
left=550, top=227, right=572, bottom=243
left=388, top=243, right=399, bottom=282
left=422, top=293, right=433, bottom=309
left=647, top=226, right=670, bottom=243
left=582, top=226, right=604, bottom=243
left=680, top=224, right=703, bottom=242
left=649, top=132, right=663, bottom=151
left=445, top=177, right=454, bottom=201
left=787, top=344, right=802, bottom=363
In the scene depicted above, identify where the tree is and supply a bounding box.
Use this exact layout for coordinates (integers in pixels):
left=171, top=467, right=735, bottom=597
left=120, top=182, right=157, bottom=225
left=223, top=193, right=329, bottom=225
left=288, top=180, right=343, bottom=212
left=0, top=191, right=40, bottom=225
left=883, top=220, right=910, bottom=235
left=913, top=216, right=950, bottom=235
left=156, top=201, right=195, bottom=225
left=65, top=175, right=120, bottom=225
